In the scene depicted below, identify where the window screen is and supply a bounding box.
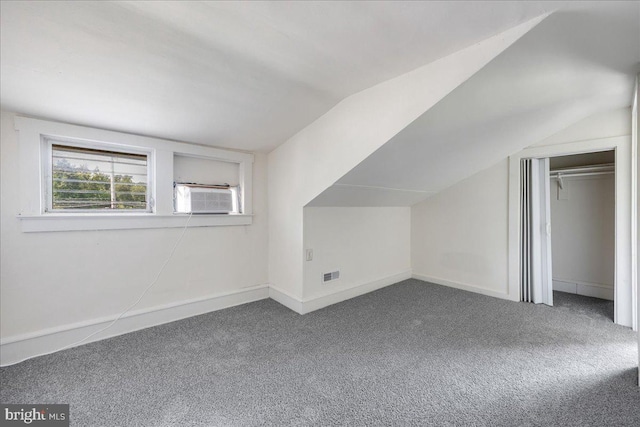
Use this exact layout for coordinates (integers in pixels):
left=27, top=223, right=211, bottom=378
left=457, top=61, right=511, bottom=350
left=50, top=144, right=149, bottom=211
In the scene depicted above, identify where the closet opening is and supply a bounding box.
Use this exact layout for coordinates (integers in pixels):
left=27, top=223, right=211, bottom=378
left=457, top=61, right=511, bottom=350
left=512, top=134, right=634, bottom=330
left=519, top=150, right=617, bottom=321
left=549, top=151, right=615, bottom=321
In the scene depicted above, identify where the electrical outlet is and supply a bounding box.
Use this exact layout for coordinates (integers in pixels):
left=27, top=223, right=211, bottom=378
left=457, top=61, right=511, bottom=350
left=305, top=249, right=313, bottom=261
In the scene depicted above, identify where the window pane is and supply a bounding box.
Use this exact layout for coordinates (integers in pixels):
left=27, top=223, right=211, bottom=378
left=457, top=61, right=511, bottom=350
left=51, top=144, right=148, bottom=211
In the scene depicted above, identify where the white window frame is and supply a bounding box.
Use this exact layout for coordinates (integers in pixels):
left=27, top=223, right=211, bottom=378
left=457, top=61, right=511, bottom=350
left=42, top=136, right=155, bottom=214
left=15, top=116, right=253, bottom=232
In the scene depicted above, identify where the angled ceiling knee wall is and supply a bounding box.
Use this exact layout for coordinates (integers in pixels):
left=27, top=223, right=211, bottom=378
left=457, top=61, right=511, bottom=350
left=267, top=15, right=548, bottom=299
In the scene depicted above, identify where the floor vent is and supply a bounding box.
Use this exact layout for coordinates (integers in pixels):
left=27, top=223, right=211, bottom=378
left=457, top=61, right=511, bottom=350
left=323, top=271, right=340, bottom=283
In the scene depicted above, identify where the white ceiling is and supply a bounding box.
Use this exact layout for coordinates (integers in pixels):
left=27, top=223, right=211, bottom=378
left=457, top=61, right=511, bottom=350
left=1, top=1, right=558, bottom=152
left=309, top=1, right=639, bottom=206
left=2, top=1, right=637, bottom=208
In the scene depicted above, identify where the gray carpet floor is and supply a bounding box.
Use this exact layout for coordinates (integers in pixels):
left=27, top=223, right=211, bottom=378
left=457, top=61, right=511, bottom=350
left=1, top=280, right=638, bottom=426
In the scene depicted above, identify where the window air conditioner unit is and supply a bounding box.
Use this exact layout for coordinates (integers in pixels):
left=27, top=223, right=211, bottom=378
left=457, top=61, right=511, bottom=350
left=174, top=183, right=238, bottom=214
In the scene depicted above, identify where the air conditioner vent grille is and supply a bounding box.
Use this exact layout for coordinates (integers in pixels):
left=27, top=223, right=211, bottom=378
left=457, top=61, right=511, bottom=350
left=191, top=190, right=233, bottom=213
left=174, top=184, right=237, bottom=214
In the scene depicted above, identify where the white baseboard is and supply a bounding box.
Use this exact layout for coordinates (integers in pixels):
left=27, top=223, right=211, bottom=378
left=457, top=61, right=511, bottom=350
left=1, top=270, right=414, bottom=366
left=3, top=269, right=507, bottom=366
left=0, top=285, right=269, bottom=367
left=270, top=270, right=413, bottom=315
left=553, top=280, right=577, bottom=294
left=302, top=270, right=413, bottom=314
left=552, top=279, right=614, bottom=301
left=412, top=273, right=510, bottom=300
left=268, top=285, right=304, bottom=314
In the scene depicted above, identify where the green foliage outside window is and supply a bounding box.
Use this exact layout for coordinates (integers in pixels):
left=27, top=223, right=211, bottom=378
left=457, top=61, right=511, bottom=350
left=52, top=158, right=147, bottom=210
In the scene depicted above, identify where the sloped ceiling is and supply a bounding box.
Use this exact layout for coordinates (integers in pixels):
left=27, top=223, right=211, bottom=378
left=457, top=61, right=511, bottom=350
left=309, top=1, right=639, bottom=206
left=1, top=1, right=556, bottom=152
left=2, top=2, right=637, bottom=206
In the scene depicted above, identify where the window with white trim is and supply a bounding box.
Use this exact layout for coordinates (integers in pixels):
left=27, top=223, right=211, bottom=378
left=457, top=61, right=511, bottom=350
left=45, top=140, right=153, bottom=213
left=16, top=116, right=254, bottom=232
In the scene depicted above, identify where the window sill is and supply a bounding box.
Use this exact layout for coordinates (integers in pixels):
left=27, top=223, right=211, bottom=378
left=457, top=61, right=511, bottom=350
left=17, top=213, right=253, bottom=233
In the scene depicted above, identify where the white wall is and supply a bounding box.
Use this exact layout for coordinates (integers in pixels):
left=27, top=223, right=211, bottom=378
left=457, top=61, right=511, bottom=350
left=411, top=159, right=509, bottom=297
left=303, top=207, right=411, bottom=301
left=410, top=107, right=632, bottom=303
left=534, top=108, right=632, bottom=147
left=268, top=18, right=544, bottom=299
left=0, top=110, right=269, bottom=363
left=550, top=175, right=615, bottom=299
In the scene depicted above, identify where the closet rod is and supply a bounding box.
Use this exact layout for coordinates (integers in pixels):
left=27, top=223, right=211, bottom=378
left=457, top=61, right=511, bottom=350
left=550, top=171, right=613, bottom=179
left=549, top=163, right=614, bottom=176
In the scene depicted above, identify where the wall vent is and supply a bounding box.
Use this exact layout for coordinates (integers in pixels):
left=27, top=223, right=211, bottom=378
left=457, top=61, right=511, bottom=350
left=323, top=271, right=340, bottom=283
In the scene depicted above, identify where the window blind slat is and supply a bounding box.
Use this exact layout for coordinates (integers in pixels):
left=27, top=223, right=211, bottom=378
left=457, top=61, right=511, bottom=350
left=52, top=168, right=147, bottom=177
left=53, top=178, right=147, bottom=187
